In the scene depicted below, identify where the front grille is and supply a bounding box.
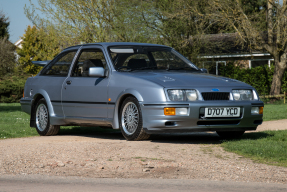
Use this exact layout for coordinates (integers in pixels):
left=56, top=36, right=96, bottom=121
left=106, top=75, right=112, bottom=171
left=201, top=92, right=230, bottom=100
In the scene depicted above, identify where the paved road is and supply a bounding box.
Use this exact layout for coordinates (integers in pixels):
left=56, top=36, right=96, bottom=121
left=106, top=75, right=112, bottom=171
left=0, top=175, right=287, bottom=192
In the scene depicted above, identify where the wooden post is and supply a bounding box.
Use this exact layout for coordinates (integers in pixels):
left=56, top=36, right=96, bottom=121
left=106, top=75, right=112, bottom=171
left=284, top=92, right=286, bottom=104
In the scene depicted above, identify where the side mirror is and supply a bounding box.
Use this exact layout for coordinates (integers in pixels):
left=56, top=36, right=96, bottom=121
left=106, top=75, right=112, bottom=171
left=89, top=67, right=105, bottom=77
left=200, top=68, right=208, bottom=73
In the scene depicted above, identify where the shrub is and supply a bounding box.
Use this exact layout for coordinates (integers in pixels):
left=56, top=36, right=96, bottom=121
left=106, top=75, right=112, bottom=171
left=0, top=73, right=30, bottom=103
left=219, top=62, right=287, bottom=95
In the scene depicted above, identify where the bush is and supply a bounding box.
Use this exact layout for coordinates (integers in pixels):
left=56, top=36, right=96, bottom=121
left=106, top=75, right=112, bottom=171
left=0, top=73, right=30, bottom=103
left=219, top=62, right=287, bottom=95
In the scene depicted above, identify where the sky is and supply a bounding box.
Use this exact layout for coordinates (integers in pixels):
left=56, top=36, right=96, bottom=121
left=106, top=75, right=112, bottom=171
left=0, top=0, right=39, bottom=43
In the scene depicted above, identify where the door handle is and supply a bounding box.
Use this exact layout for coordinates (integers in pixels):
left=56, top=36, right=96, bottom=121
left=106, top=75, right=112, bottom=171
left=66, top=80, right=72, bottom=85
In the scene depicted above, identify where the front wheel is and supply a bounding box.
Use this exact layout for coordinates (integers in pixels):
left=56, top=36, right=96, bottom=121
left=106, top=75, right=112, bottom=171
left=119, top=97, right=150, bottom=141
left=216, top=131, right=245, bottom=139
left=35, top=98, right=60, bottom=136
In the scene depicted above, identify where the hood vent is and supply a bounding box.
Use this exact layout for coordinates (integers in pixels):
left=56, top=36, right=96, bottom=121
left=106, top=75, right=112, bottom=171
left=202, top=92, right=230, bottom=100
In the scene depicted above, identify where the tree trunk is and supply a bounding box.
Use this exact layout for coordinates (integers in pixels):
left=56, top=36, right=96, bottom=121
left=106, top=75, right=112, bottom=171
left=270, top=56, right=287, bottom=95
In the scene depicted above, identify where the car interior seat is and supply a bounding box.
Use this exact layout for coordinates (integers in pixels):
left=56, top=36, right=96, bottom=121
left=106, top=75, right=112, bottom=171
left=82, top=59, right=104, bottom=77
left=127, top=59, right=147, bottom=69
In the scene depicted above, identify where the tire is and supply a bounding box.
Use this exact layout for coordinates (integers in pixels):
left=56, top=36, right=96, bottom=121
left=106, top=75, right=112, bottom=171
left=216, top=131, right=245, bottom=139
left=119, top=97, right=150, bottom=141
left=35, top=98, right=60, bottom=136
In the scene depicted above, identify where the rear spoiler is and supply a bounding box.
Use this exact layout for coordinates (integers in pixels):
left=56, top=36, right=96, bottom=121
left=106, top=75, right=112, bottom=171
left=31, top=60, right=51, bottom=66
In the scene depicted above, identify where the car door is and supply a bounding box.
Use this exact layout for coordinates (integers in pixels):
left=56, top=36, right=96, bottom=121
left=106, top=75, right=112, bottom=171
left=61, top=46, right=109, bottom=120
left=38, top=49, right=78, bottom=117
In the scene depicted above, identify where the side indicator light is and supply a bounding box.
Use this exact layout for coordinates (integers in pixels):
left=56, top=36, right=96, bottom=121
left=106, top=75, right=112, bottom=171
left=108, top=98, right=111, bottom=102
left=164, top=108, right=175, bottom=115
left=259, top=106, right=264, bottom=114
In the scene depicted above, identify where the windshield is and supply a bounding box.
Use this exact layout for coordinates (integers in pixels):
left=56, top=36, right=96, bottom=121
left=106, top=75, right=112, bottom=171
left=108, top=46, right=199, bottom=72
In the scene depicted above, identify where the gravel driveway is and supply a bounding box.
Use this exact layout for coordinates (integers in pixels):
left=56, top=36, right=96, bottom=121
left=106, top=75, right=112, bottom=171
left=0, top=119, right=287, bottom=184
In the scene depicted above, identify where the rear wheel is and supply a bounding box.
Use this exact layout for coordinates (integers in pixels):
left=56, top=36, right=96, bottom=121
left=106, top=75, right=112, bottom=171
left=119, top=97, right=150, bottom=141
left=35, top=98, right=60, bottom=136
left=216, top=131, right=245, bottom=139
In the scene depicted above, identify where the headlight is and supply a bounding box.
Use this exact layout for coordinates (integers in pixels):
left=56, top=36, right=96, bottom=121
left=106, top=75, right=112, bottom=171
left=232, top=90, right=253, bottom=101
left=167, top=89, right=198, bottom=101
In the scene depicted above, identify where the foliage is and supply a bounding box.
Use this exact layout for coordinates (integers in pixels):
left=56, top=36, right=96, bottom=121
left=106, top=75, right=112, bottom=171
left=0, top=10, right=10, bottom=38
left=0, top=73, right=31, bottom=103
left=0, top=37, right=16, bottom=77
left=16, top=25, right=61, bottom=74
left=222, top=130, right=287, bottom=167
left=219, top=63, right=287, bottom=95
left=206, top=0, right=287, bottom=95
left=24, top=0, right=157, bottom=44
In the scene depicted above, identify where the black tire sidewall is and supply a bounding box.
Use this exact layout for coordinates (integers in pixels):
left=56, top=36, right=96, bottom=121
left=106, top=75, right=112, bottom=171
left=35, top=99, right=51, bottom=136
left=119, top=97, right=143, bottom=141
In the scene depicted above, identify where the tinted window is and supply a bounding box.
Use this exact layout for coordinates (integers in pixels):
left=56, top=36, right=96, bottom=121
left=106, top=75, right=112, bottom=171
left=41, top=51, right=77, bottom=76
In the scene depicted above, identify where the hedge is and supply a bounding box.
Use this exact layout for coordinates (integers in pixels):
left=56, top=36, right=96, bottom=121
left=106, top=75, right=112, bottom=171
left=0, top=74, right=30, bottom=103
left=219, top=63, right=287, bottom=95
left=0, top=64, right=286, bottom=103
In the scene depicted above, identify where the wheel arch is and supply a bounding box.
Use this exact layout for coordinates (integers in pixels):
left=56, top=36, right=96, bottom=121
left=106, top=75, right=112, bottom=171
left=30, top=89, right=55, bottom=128
left=112, top=89, right=144, bottom=129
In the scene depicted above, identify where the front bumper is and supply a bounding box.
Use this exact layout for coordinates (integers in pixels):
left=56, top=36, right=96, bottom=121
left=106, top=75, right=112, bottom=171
left=141, top=101, right=263, bottom=133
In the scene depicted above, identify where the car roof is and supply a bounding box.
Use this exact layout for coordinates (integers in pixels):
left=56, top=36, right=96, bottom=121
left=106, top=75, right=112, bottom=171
left=63, top=42, right=171, bottom=51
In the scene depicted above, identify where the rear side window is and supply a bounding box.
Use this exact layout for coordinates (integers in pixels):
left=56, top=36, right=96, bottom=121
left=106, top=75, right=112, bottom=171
left=41, top=51, right=77, bottom=76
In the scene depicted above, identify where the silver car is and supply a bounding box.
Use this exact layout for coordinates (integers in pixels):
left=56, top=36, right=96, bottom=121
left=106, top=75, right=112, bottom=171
left=20, top=42, right=264, bottom=140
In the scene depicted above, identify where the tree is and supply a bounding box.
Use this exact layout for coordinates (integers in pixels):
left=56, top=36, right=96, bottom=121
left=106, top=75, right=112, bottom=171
left=0, top=37, right=16, bottom=76
left=204, top=0, right=287, bottom=95
left=24, top=0, right=157, bottom=45
left=17, top=25, right=60, bottom=74
left=0, top=10, right=9, bottom=39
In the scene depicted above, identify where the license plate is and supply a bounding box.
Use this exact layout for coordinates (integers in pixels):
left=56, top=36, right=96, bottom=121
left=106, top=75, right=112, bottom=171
left=205, top=107, right=240, bottom=117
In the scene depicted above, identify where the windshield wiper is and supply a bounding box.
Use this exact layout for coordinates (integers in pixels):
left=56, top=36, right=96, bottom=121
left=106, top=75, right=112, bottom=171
left=117, top=66, right=133, bottom=72
left=166, top=67, right=197, bottom=71
left=132, top=66, right=157, bottom=70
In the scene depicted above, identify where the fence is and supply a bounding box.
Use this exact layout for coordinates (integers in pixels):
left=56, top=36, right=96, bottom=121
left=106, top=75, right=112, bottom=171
left=259, top=92, right=286, bottom=104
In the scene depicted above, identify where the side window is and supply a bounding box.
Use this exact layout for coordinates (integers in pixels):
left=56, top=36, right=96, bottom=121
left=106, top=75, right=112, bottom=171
left=41, top=51, right=77, bottom=76
left=72, top=49, right=107, bottom=77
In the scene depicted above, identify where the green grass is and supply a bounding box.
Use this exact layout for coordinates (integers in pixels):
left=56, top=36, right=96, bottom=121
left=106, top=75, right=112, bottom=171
left=0, top=103, right=119, bottom=140
left=222, top=130, right=287, bottom=167
left=263, top=102, right=287, bottom=121
left=0, top=102, right=286, bottom=140
left=0, top=103, right=38, bottom=139
left=1, top=103, right=287, bottom=167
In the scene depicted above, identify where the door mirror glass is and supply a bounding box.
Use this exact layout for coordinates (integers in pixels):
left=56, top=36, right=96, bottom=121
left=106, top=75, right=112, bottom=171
left=89, top=67, right=105, bottom=77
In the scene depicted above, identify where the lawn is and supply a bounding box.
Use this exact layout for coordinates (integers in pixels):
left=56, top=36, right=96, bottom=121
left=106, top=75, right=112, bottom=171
left=263, top=102, right=287, bottom=121
left=221, top=130, right=287, bottom=167
left=0, top=102, right=286, bottom=139
left=0, top=103, right=117, bottom=139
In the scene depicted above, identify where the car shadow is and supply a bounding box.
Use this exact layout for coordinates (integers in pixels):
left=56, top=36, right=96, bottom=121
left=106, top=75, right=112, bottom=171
left=58, top=126, right=272, bottom=144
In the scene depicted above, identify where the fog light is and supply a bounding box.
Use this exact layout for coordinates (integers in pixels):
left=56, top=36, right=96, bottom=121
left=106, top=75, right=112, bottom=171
left=164, top=108, right=175, bottom=115
left=176, top=108, right=188, bottom=116
left=251, top=107, right=259, bottom=114
left=164, top=108, right=188, bottom=116
left=251, top=106, right=263, bottom=115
